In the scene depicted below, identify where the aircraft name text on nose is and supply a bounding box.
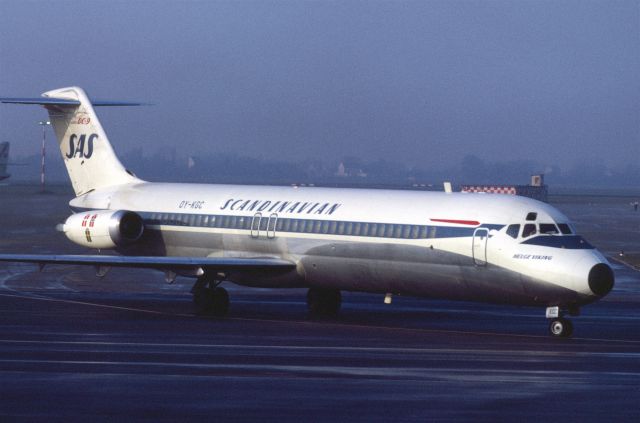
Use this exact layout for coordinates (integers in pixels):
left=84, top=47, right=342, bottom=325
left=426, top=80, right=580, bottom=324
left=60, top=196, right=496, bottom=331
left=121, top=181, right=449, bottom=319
left=513, top=254, right=553, bottom=260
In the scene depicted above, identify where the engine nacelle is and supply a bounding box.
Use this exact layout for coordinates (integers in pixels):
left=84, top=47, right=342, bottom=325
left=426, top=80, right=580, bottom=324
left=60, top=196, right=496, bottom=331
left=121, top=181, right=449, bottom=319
left=62, top=210, right=144, bottom=249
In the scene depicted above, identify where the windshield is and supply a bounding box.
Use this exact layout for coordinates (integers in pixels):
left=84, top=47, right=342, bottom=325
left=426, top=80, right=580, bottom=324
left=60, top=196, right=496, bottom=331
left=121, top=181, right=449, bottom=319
left=507, top=221, right=575, bottom=239
left=539, top=223, right=559, bottom=235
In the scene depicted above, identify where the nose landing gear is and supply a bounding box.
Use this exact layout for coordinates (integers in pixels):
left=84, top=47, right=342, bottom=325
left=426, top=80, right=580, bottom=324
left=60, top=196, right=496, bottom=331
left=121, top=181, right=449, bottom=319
left=549, top=318, right=573, bottom=338
left=546, top=306, right=576, bottom=338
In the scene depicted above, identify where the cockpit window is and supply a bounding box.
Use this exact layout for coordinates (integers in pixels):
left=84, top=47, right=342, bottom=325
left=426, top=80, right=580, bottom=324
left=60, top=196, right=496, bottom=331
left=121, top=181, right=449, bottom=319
left=522, top=223, right=537, bottom=238
left=506, top=224, right=520, bottom=239
left=526, top=212, right=537, bottom=221
left=557, top=223, right=573, bottom=235
left=539, top=223, right=559, bottom=235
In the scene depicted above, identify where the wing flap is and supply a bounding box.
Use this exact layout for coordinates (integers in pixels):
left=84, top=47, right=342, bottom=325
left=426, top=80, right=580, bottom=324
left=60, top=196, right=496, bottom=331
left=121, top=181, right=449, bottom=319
left=0, top=254, right=296, bottom=272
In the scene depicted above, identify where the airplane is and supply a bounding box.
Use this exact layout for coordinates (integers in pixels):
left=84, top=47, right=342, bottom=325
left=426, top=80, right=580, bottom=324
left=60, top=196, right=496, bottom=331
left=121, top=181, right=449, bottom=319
left=0, top=86, right=614, bottom=337
left=0, top=142, right=10, bottom=181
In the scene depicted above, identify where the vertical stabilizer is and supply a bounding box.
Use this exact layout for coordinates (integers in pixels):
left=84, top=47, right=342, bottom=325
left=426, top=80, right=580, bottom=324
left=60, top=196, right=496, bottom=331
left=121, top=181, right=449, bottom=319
left=40, top=87, right=141, bottom=195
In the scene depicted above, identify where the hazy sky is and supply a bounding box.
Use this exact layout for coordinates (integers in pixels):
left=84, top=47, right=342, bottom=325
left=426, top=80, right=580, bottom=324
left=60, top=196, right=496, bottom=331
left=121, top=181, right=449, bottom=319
left=0, top=0, right=638, bottom=171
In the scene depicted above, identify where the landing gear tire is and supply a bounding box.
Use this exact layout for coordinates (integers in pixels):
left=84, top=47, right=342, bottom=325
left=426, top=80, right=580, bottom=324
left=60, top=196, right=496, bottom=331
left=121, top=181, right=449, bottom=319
left=549, top=318, right=573, bottom=338
left=193, top=284, right=229, bottom=317
left=307, top=287, right=341, bottom=318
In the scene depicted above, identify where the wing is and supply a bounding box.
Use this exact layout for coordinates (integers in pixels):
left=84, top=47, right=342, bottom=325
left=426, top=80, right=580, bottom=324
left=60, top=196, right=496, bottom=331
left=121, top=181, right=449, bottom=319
left=0, top=254, right=295, bottom=274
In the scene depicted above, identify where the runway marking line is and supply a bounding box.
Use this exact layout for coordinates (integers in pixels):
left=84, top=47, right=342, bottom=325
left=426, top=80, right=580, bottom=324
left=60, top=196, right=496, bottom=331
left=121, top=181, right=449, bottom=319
left=0, top=291, right=638, bottom=345
left=0, top=291, right=194, bottom=318
left=1, top=338, right=639, bottom=359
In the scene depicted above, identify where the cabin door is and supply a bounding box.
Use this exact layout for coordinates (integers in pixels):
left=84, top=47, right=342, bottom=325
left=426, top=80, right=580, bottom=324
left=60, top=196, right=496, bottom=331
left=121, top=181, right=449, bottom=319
left=472, top=228, right=488, bottom=266
left=251, top=212, right=278, bottom=239
left=250, top=213, right=262, bottom=238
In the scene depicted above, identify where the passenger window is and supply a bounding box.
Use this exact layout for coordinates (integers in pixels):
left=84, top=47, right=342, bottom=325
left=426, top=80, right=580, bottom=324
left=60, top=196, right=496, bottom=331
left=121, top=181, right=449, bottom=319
left=337, top=221, right=345, bottom=235
left=304, top=220, right=313, bottom=233
left=329, top=221, right=336, bottom=234
left=345, top=222, right=353, bottom=235
left=539, top=223, right=559, bottom=235
left=557, top=223, right=572, bottom=235
left=506, top=224, right=520, bottom=239
left=393, top=225, right=403, bottom=238
left=522, top=223, right=536, bottom=238
left=411, top=226, right=419, bottom=239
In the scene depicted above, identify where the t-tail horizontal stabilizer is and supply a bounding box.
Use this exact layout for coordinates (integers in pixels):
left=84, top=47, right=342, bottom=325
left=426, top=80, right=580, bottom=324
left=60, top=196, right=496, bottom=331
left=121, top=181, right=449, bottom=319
left=0, top=87, right=146, bottom=195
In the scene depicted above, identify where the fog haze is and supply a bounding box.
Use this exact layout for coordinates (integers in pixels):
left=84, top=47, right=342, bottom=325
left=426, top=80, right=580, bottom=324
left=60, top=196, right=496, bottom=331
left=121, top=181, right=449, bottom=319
left=0, top=0, right=638, bottom=178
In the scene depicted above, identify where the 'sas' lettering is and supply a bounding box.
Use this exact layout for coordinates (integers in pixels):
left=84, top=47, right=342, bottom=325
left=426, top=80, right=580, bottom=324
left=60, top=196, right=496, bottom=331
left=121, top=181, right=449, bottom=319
left=66, top=133, right=97, bottom=159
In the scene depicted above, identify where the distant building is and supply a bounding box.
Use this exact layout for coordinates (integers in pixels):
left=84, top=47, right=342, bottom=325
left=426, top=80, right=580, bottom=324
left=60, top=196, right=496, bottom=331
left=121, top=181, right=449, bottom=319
left=335, top=162, right=367, bottom=178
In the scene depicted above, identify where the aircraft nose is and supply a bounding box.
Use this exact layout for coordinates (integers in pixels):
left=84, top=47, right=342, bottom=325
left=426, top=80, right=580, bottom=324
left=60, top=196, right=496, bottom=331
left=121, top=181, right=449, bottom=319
left=588, top=263, right=614, bottom=296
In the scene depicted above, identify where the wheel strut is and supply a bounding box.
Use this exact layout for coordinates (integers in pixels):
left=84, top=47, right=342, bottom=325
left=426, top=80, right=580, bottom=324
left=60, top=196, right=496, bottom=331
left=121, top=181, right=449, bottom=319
left=192, top=275, right=229, bottom=317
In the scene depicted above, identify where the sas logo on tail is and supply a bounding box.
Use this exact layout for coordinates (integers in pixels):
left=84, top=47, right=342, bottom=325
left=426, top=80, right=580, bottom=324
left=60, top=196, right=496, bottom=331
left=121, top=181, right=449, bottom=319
left=66, top=133, right=98, bottom=159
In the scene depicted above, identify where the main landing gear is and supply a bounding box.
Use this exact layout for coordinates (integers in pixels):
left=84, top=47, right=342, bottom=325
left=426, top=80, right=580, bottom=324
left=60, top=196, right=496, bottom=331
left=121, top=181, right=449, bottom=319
left=192, top=274, right=229, bottom=317
left=546, top=306, right=576, bottom=338
left=307, top=287, right=341, bottom=318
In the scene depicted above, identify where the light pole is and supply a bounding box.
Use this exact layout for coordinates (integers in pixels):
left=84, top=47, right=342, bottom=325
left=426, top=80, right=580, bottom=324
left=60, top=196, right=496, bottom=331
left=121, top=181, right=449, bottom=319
left=38, top=120, right=50, bottom=193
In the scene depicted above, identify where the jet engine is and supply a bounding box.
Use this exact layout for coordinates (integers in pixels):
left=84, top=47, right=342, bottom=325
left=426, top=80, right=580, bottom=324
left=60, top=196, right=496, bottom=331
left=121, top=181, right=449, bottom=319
left=61, top=210, right=144, bottom=249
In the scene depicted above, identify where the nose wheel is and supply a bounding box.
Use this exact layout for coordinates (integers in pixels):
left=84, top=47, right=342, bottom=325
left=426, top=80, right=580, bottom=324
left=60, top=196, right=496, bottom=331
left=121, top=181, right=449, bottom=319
left=549, top=318, right=573, bottom=338
left=546, top=306, right=575, bottom=338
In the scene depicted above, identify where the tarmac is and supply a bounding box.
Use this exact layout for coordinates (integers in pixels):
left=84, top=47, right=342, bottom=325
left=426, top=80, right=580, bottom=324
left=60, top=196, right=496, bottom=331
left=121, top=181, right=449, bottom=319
left=0, top=184, right=639, bottom=422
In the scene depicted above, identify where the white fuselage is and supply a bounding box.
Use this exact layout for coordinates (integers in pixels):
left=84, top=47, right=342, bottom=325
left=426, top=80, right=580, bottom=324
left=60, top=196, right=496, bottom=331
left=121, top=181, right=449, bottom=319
left=69, top=181, right=612, bottom=308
